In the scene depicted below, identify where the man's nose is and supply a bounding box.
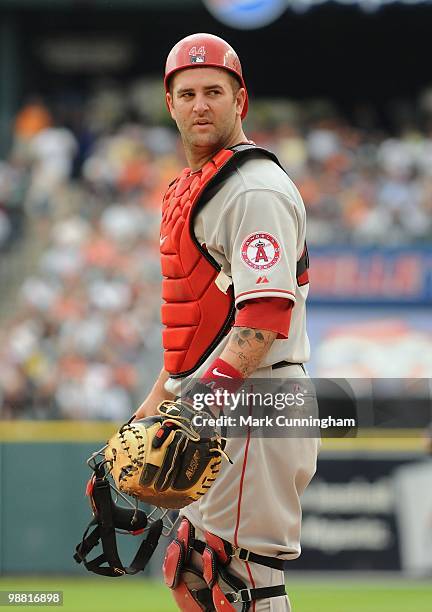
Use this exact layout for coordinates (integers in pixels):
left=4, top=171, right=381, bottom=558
left=193, top=94, right=209, bottom=114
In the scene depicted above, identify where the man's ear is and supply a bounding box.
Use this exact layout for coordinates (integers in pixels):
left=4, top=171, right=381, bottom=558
left=166, top=92, right=176, bottom=120
left=235, top=88, right=246, bottom=117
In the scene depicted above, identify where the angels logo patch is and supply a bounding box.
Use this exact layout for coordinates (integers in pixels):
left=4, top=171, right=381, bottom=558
left=241, top=232, right=281, bottom=270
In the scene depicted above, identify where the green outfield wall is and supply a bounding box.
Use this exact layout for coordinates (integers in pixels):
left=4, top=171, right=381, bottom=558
left=0, top=422, right=167, bottom=575
left=0, top=441, right=96, bottom=574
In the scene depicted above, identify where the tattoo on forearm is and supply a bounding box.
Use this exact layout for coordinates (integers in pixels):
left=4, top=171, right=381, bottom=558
left=226, top=327, right=276, bottom=377
left=232, top=328, right=266, bottom=347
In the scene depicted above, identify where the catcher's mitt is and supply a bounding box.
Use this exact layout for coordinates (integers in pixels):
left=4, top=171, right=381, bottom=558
left=104, top=399, right=228, bottom=509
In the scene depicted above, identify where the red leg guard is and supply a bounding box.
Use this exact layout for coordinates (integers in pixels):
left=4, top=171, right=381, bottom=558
left=163, top=539, right=185, bottom=589
left=163, top=518, right=196, bottom=588
left=172, top=581, right=207, bottom=612
left=205, top=531, right=231, bottom=565
left=210, top=582, right=236, bottom=612
left=178, top=518, right=195, bottom=552
left=164, top=518, right=212, bottom=611
left=202, top=546, right=236, bottom=612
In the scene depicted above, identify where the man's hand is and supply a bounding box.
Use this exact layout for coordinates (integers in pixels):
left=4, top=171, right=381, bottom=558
left=133, top=367, right=175, bottom=421
left=133, top=396, right=161, bottom=420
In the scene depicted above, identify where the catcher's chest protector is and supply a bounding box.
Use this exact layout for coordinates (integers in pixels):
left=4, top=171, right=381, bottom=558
left=160, top=148, right=236, bottom=377
left=161, top=145, right=285, bottom=377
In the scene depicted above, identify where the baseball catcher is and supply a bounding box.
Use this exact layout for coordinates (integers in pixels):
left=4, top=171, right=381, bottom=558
left=76, top=31, right=319, bottom=612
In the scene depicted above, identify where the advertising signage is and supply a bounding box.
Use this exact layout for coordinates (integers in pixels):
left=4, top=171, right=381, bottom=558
left=308, top=247, right=432, bottom=305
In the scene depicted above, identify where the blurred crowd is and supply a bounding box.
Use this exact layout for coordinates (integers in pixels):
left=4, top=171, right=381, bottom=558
left=1, top=89, right=432, bottom=420
left=274, top=123, right=432, bottom=246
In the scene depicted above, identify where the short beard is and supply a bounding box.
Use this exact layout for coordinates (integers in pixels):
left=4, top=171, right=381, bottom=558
left=182, top=131, right=222, bottom=150
left=179, top=114, right=237, bottom=154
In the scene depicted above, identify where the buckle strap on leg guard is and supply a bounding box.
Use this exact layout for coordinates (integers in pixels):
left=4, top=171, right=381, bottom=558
left=191, top=536, right=289, bottom=572
left=203, top=530, right=289, bottom=571
left=226, top=585, right=287, bottom=604
left=231, top=546, right=289, bottom=571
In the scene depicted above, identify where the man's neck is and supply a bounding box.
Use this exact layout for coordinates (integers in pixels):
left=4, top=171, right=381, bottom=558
left=186, top=129, right=248, bottom=172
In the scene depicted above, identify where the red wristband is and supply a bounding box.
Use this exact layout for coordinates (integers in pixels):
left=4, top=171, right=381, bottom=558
left=201, top=357, right=243, bottom=393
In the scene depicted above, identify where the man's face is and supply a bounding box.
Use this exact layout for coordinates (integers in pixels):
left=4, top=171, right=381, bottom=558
left=166, top=67, right=245, bottom=151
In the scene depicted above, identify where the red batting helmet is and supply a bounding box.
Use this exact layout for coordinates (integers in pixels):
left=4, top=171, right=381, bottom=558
left=164, top=33, right=248, bottom=119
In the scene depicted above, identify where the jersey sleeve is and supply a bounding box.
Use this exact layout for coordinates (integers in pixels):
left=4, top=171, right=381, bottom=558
left=218, top=189, right=299, bottom=308
left=234, top=297, right=294, bottom=338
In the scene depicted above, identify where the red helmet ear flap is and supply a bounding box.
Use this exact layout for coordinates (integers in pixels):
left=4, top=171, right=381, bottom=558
left=164, top=33, right=248, bottom=119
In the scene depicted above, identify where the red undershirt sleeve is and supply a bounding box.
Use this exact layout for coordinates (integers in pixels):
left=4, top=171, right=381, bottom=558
left=234, top=297, right=294, bottom=339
